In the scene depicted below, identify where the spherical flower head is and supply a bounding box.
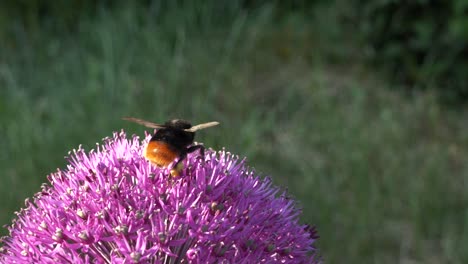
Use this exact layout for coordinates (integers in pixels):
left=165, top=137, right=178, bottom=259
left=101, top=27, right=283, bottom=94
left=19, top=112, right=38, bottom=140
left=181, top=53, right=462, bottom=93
left=1, top=131, right=320, bottom=263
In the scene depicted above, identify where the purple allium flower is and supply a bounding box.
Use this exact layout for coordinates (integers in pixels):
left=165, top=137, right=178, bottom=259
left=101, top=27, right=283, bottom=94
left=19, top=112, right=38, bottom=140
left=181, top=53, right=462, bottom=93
left=1, top=131, right=320, bottom=263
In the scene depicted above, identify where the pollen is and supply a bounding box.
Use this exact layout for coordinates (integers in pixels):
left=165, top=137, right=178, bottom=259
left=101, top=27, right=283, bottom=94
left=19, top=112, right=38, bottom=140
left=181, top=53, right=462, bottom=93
left=170, top=162, right=184, bottom=177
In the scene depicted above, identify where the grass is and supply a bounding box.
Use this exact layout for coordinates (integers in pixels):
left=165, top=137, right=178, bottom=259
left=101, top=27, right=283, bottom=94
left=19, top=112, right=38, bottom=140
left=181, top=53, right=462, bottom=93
left=1, top=2, right=468, bottom=263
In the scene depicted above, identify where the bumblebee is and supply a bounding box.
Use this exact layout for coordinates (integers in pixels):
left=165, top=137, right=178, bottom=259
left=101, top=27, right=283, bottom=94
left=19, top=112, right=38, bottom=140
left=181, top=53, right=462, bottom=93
left=123, top=117, right=219, bottom=176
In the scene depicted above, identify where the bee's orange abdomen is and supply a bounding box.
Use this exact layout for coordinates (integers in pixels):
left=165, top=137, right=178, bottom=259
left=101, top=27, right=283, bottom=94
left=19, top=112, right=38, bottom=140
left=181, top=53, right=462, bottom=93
left=144, top=141, right=179, bottom=167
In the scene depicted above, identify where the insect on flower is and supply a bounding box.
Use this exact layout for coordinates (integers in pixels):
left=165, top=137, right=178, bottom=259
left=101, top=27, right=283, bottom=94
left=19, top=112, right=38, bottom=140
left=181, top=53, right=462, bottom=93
left=0, top=132, right=320, bottom=263
left=123, top=117, right=219, bottom=177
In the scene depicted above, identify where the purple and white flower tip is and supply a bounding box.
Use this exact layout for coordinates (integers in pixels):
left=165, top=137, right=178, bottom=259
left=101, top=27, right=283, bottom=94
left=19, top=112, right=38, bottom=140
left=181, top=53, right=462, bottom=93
left=1, top=131, right=320, bottom=263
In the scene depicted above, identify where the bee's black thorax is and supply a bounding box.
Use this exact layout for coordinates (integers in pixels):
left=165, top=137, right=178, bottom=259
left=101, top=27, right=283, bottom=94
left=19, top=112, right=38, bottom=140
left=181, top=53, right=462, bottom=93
left=151, top=121, right=195, bottom=152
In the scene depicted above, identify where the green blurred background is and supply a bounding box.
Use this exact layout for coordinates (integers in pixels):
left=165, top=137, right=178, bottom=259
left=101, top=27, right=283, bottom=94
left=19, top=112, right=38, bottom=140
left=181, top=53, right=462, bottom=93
left=1, top=1, right=468, bottom=263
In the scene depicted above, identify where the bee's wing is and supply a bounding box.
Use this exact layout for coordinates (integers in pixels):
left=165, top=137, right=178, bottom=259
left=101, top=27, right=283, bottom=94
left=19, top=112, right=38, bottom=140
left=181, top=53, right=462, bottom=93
left=122, top=117, right=166, bottom=129
left=185, top=121, right=219, bottom=132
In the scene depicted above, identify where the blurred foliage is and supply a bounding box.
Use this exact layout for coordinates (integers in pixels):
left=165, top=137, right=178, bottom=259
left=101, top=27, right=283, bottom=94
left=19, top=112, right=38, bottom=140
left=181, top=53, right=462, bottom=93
left=2, top=0, right=468, bottom=103
left=0, top=0, right=102, bottom=33
left=343, top=0, right=468, bottom=104
left=0, top=0, right=317, bottom=33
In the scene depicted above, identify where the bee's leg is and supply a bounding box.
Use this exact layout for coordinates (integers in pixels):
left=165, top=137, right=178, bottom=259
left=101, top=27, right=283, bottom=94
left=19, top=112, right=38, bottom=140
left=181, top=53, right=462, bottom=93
left=170, top=155, right=185, bottom=177
left=170, top=145, right=205, bottom=177
left=187, top=145, right=204, bottom=161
